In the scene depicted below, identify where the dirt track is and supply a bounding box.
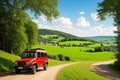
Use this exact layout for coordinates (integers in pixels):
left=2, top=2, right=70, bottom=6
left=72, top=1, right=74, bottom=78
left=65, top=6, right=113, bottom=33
left=0, top=62, right=79, bottom=80
left=91, top=60, right=120, bottom=80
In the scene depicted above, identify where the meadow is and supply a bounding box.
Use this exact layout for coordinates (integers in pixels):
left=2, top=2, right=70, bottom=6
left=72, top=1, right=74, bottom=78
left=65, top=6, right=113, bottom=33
left=33, top=41, right=115, bottom=80
left=33, top=44, right=115, bottom=61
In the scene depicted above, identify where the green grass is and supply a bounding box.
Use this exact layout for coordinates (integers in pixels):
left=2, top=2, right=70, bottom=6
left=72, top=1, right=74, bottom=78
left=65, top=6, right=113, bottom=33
left=48, top=59, right=71, bottom=66
left=33, top=44, right=115, bottom=61
left=33, top=44, right=115, bottom=80
left=41, top=35, right=57, bottom=38
left=57, top=61, right=107, bottom=80
left=59, top=41, right=93, bottom=45
left=0, top=50, right=20, bottom=72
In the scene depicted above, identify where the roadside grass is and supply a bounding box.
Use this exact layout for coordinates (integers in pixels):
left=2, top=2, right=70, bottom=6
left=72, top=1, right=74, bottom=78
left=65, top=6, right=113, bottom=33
left=0, top=50, right=20, bottom=73
left=57, top=61, right=107, bottom=80
left=48, top=59, right=71, bottom=66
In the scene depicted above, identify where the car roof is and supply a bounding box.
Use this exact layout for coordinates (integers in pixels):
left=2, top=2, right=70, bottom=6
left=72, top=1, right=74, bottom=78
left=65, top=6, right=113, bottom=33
left=25, top=48, right=46, bottom=53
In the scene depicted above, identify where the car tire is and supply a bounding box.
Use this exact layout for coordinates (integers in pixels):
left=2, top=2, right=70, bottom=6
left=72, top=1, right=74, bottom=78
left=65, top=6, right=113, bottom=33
left=15, top=69, right=20, bottom=74
left=32, top=65, right=36, bottom=74
left=43, top=63, right=47, bottom=70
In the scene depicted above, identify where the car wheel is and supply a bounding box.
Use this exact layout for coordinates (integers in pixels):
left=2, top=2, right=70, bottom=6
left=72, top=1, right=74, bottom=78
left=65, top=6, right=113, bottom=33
left=32, top=65, right=36, bottom=74
left=15, top=69, right=20, bottom=74
left=43, top=63, right=47, bottom=70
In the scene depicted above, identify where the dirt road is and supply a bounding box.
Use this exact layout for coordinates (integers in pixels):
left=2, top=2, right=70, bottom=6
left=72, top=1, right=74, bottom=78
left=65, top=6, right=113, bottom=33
left=0, top=62, right=79, bottom=80
left=91, top=60, right=120, bottom=80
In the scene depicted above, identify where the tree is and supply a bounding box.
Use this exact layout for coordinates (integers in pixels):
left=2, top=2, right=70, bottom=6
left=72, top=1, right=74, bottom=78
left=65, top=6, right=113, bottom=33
left=97, top=0, right=120, bottom=68
left=24, top=20, right=38, bottom=49
left=0, top=0, right=59, bottom=54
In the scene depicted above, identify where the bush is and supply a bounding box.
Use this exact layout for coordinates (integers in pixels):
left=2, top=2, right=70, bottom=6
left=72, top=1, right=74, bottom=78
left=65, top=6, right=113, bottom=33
left=48, top=54, right=71, bottom=61
left=64, top=56, right=71, bottom=61
left=57, top=54, right=64, bottom=61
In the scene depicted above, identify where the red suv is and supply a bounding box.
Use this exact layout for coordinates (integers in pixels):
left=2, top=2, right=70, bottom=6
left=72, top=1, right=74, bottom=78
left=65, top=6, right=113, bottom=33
left=15, top=48, right=48, bottom=74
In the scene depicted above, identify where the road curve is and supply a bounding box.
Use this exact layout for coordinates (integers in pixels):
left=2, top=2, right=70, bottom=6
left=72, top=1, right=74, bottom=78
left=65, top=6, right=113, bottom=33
left=91, top=60, right=120, bottom=80
left=0, top=62, right=79, bottom=80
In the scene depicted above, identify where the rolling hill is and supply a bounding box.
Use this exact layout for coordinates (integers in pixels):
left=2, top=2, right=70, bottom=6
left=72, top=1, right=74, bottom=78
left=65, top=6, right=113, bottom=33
left=85, top=36, right=115, bottom=43
left=38, top=29, right=94, bottom=43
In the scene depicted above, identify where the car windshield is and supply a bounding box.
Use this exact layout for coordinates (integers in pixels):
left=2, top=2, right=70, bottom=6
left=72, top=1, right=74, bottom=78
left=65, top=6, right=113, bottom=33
left=21, top=52, right=36, bottom=58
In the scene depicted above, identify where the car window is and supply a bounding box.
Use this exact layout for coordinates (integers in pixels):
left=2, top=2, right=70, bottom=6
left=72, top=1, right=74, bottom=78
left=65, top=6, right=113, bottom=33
left=41, top=52, right=47, bottom=57
left=21, top=52, right=36, bottom=58
left=37, top=52, right=40, bottom=58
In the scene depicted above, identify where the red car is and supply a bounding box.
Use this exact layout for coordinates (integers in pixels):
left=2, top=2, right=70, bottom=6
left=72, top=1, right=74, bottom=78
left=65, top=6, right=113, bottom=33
left=15, top=48, right=48, bottom=74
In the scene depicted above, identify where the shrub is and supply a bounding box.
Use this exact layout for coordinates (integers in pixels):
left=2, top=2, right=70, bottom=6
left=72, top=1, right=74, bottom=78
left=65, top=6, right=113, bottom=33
left=64, top=56, right=71, bottom=61
left=57, top=54, right=64, bottom=61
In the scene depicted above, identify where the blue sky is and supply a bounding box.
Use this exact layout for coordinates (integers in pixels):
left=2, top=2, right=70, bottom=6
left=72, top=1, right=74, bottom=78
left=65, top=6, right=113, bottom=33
left=32, top=0, right=116, bottom=37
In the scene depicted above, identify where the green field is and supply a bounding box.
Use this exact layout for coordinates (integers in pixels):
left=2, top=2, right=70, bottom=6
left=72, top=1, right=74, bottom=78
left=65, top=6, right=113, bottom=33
left=59, top=41, right=93, bottom=45
left=33, top=43, right=115, bottom=80
left=33, top=44, right=115, bottom=61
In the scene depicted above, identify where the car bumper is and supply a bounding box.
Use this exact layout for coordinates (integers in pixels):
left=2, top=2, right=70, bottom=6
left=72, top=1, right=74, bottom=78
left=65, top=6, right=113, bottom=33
left=15, top=66, right=33, bottom=70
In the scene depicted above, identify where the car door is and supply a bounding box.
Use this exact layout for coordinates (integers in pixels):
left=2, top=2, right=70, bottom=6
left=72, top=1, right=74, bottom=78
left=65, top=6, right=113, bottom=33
left=40, top=52, right=45, bottom=66
left=36, top=52, right=43, bottom=67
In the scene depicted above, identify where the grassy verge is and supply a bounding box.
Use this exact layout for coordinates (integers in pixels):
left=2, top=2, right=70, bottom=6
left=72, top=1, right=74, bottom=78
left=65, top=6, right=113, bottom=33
left=57, top=61, right=107, bottom=80
left=0, top=50, right=20, bottom=75
left=48, top=59, right=71, bottom=66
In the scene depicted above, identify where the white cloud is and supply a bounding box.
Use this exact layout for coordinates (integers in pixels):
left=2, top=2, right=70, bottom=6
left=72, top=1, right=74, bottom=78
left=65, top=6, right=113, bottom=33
left=40, top=15, right=48, bottom=22
left=83, top=25, right=117, bottom=37
left=76, top=16, right=90, bottom=27
left=54, top=17, right=73, bottom=28
left=32, top=15, right=116, bottom=37
left=91, top=13, right=100, bottom=21
left=79, top=11, right=85, bottom=15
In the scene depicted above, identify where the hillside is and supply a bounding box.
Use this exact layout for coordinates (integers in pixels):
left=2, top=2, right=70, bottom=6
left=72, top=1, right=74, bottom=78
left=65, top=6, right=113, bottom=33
left=85, top=36, right=115, bottom=43
left=0, top=50, right=20, bottom=73
left=38, top=29, right=94, bottom=43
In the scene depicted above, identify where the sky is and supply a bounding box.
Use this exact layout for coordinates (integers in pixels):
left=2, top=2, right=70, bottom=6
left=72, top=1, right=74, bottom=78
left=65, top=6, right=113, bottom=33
left=32, top=0, right=117, bottom=37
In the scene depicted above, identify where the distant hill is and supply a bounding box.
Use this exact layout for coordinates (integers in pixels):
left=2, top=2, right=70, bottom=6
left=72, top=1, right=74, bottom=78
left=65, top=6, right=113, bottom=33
left=85, top=36, right=116, bottom=43
left=38, top=29, right=94, bottom=43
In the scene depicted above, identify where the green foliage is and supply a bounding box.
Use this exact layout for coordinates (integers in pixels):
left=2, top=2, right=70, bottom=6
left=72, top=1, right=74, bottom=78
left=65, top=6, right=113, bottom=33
left=0, top=0, right=59, bottom=54
left=97, top=0, right=120, bottom=67
left=48, top=54, right=71, bottom=61
left=64, top=56, right=71, bottom=61
left=24, top=20, right=38, bottom=49
left=57, top=54, right=64, bottom=61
